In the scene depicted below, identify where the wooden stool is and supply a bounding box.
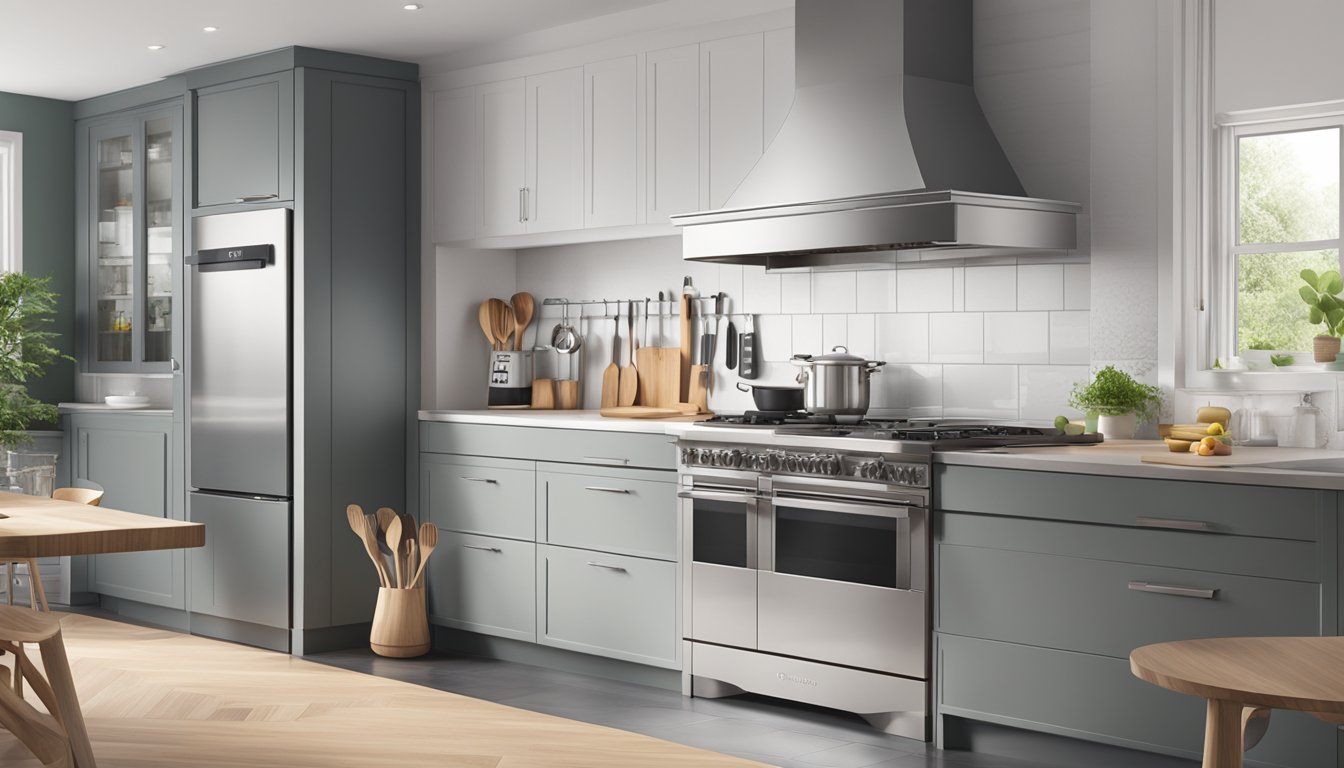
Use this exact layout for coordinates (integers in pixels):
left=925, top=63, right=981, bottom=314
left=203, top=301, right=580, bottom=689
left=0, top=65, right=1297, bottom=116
left=0, top=605, right=95, bottom=767
left=1131, top=636, right=1344, bottom=768
left=5, top=488, right=104, bottom=612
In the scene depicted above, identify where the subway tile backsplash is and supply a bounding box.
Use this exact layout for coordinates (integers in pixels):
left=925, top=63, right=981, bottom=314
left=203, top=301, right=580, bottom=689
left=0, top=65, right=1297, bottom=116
left=513, top=237, right=1092, bottom=423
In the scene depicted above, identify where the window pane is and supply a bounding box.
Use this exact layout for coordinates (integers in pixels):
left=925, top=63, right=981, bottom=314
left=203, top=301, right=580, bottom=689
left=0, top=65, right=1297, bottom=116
left=1237, top=250, right=1339, bottom=352
left=1238, top=128, right=1339, bottom=245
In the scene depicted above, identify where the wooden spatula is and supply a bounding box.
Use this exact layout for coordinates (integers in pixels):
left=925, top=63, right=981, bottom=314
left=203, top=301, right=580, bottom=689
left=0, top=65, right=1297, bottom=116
left=510, top=292, right=534, bottom=351
left=601, top=304, right=620, bottom=408
left=618, top=300, right=639, bottom=406
left=411, top=523, right=438, bottom=589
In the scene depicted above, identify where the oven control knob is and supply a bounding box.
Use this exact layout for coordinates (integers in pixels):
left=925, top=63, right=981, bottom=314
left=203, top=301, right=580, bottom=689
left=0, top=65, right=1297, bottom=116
left=784, top=455, right=799, bottom=472
left=767, top=453, right=783, bottom=471
left=821, top=456, right=840, bottom=476
left=803, top=455, right=820, bottom=473
left=679, top=448, right=691, bottom=465
left=728, top=450, right=743, bottom=468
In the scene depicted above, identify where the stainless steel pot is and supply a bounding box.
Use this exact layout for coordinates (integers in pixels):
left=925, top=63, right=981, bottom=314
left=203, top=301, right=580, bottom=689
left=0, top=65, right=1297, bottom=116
left=792, top=346, right=885, bottom=416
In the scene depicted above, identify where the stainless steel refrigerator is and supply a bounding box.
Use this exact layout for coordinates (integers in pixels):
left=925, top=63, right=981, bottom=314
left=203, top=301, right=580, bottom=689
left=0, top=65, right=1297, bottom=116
left=186, top=208, right=292, bottom=649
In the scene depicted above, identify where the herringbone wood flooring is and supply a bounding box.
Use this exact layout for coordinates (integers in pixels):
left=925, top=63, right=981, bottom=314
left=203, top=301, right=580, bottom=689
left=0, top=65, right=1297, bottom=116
left=0, top=613, right=766, bottom=767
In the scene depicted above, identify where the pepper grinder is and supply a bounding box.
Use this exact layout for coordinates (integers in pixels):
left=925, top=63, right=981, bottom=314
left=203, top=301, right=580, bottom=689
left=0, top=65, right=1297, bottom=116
left=1287, top=393, right=1322, bottom=448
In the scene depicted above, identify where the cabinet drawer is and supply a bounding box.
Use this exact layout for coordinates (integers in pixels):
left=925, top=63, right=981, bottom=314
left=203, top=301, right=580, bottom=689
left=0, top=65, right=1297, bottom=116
left=935, top=465, right=1323, bottom=541
left=420, top=454, right=535, bottom=540
left=940, top=512, right=1319, bottom=582
left=539, top=465, right=676, bottom=559
left=427, top=531, right=535, bottom=642
left=938, top=543, right=1321, bottom=660
left=938, top=634, right=1336, bottom=768
left=420, top=422, right=675, bottom=469
left=539, top=544, right=678, bottom=668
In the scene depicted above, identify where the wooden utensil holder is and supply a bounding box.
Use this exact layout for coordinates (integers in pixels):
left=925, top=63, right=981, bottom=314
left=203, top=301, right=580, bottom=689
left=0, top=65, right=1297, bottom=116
left=370, top=586, right=430, bottom=658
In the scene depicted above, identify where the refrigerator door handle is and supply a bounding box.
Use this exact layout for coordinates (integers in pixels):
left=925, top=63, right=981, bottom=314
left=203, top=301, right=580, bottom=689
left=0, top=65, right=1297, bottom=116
left=187, top=244, right=273, bottom=272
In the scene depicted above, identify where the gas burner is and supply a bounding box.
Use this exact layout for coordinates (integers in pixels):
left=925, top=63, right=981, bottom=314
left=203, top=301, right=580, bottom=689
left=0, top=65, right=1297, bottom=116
left=702, top=412, right=880, bottom=428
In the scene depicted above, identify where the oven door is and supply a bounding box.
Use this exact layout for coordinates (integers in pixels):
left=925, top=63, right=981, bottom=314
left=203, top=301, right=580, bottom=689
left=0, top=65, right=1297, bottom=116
left=679, top=475, right=759, bottom=649
left=758, top=490, right=928, bottom=678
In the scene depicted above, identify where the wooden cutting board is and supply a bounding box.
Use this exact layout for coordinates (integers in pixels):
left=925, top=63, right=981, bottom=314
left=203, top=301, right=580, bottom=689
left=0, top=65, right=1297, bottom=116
left=636, top=347, right=680, bottom=408
left=1140, top=452, right=1252, bottom=468
left=600, top=406, right=707, bottom=421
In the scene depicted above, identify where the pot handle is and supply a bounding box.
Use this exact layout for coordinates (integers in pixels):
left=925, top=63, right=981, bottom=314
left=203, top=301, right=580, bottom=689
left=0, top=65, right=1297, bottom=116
left=795, top=368, right=810, bottom=385
left=791, top=354, right=813, bottom=364
left=736, top=381, right=752, bottom=393
left=865, top=360, right=887, bottom=371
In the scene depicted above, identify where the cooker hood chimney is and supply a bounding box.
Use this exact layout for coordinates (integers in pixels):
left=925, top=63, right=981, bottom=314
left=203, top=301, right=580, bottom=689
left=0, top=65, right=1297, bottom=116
left=673, top=0, right=1080, bottom=268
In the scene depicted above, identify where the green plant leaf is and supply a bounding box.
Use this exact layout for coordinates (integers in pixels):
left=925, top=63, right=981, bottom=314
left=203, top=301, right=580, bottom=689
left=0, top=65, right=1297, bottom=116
left=1302, top=269, right=1321, bottom=286
left=1326, top=271, right=1343, bottom=295
left=1327, top=308, right=1344, bottom=329
left=1302, top=285, right=1321, bottom=305
left=1068, top=366, right=1163, bottom=424
left=1310, top=306, right=1325, bottom=325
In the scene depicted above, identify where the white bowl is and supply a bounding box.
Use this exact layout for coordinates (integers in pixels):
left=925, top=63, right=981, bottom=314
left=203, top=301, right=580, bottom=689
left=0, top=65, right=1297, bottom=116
left=104, top=395, right=150, bottom=409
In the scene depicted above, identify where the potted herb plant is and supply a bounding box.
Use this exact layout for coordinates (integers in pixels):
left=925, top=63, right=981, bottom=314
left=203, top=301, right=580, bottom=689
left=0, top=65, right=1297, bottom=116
left=0, top=274, right=69, bottom=451
left=1068, top=366, right=1163, bottom=439
left=1299, top=268, right=1344, bottom=362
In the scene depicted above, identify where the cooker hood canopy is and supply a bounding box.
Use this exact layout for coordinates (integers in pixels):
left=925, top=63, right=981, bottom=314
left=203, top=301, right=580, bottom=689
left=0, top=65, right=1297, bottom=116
left=673, top=0, right=1080, bottom=267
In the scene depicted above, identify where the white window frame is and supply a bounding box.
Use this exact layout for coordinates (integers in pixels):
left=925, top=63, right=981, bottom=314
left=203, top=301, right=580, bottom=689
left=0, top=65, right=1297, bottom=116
left=0, top=130, right=20, bottom=274
left=1213, top=114, right=1344, bottom=362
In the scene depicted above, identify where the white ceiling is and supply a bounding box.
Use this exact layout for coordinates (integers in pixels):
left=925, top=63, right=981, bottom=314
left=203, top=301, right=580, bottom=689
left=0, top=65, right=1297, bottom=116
left=0, top=0, right=674, bottom=101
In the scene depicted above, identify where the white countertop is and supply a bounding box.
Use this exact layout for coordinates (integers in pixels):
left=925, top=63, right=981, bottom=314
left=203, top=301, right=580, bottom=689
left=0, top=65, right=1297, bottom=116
left=59, top=402, right=172, bottom=416
left=417, top=409, right=702, bottom=436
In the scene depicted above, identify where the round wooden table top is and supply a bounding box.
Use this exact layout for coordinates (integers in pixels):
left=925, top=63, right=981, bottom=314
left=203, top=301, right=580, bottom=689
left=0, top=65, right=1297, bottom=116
left=1131, top=636, right=1344, bottom=715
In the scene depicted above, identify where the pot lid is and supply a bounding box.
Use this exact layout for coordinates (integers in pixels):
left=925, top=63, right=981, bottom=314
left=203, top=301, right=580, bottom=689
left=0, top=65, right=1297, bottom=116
left=800, top=346, right=870, bottom=365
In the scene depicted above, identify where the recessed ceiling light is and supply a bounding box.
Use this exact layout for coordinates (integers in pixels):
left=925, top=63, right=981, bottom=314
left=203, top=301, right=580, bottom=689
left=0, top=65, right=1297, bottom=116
left=403, top=3, right=422, bottom=10
left=147, top=44, right=165, bottom=51
left=203, top=26, right=218, bottom=33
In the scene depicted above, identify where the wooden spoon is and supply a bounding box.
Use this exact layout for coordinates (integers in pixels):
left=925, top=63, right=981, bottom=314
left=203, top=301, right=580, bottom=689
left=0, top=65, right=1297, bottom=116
left=375, top=507, right=398, bottom=536
left=510, top=292, right=535, bottom=351
left=386, top=516, right=404, bottom=588
left=411, top=523, right=438, bottom=589
left=488, top=298, right=515, bottom=352
left=486, top=299, right=502, bottom=352
left=348, top=506, right=389, bottom=588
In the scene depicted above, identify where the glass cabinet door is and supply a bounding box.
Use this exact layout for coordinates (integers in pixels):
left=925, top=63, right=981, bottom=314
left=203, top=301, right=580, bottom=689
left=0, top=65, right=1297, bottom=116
left=86, top=106, right=179, bottom=373
left=93, top=126, right=135, bottom=366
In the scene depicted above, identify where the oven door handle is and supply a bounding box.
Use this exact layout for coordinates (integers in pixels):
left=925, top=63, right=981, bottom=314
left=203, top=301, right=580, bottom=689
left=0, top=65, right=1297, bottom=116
left=677, top=489, right=761, bottom=503
left=772, top=495, right=912, bottom=520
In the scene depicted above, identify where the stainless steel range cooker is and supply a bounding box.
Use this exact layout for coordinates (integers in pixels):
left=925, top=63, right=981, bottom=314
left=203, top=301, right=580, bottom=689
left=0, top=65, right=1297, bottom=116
left=676, top=418, right=1100, bottom=740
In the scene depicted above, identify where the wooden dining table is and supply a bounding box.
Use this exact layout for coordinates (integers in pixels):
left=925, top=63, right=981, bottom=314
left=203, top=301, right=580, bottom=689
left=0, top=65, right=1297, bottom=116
left=0, top=489, right=205, bottom=768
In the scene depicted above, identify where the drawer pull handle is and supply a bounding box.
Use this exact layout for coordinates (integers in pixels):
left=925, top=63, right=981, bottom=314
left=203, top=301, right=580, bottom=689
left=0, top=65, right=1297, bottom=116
left=586, top=561, right=628, bottom=572
left=583, top=456, right=630, bottom=465
left=461, top=477, right=498, bottom=484
left=1128, top=580, right=1216, bottom=600
left=462, top=545, right=502, bottom=553
left=236, top=193, right=280, bottom=203
left=584, top=486, right=631, bottom=494
left=1136, top=516, right=1212, bottom=531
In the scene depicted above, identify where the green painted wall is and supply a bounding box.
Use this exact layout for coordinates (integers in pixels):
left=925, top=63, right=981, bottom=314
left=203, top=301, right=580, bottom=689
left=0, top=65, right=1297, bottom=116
left=0, top=91, right=75, bottom=407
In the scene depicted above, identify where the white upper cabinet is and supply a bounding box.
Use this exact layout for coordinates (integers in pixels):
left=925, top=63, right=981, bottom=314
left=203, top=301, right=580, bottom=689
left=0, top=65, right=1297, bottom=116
left=584, top=56, right=641, bottom=229
left=431, top=87, right=481, bottom=244
left=525, top=68, right=584, bottom=233
left=425, top=17, right=794, bottom=246
left=479, top=78, right=527, bottom=238
left=645, top=44, right=702, bottom=225
left=702, top=34, right=765, bottom=210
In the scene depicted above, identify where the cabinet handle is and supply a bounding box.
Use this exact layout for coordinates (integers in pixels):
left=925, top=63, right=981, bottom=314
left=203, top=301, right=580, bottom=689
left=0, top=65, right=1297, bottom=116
left=582, top=456, right=630, bottom=465
left=587, top=561, right=628, bottom=572
left=170, top=356, right=181, bottom=372
left=584, top=486, right=630, bottom=494
left=1136, top=516, right=1212, bottom=532
left=519, top=188, right=526, bottom=223
left=460, top=476, right=498, bottom=484
left=1127, top=580, right=1216, bottom=600
left=236, top=194, right=279, bottom=203
left=523, top=187, right=530, bottom=222
left=462, top=544, right=502, bottom=553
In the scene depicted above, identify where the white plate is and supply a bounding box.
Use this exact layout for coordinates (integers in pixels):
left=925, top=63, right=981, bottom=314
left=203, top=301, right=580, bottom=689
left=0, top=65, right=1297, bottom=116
left=104, top=395, right=150, bottom=408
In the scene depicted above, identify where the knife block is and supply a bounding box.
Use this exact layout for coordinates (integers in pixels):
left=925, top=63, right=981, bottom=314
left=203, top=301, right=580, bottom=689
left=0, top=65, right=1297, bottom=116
left=370, top=586, right=430, bottom=658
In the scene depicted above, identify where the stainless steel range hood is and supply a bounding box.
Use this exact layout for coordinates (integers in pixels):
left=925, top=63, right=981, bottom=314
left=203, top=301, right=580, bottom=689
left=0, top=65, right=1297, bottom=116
left=673, top=0, right=1080, bottom=267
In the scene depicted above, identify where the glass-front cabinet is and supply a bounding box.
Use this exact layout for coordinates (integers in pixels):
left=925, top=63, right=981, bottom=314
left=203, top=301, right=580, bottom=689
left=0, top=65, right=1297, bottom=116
left=82, top=105, right=181, bottom=373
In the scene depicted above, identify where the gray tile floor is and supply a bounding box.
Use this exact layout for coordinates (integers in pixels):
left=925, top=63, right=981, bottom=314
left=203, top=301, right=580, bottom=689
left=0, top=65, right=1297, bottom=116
left=308, top=649, right=1036, bottom=768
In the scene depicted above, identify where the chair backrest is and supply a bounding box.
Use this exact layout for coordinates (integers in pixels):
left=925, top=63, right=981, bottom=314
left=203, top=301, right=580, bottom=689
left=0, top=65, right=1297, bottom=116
left=52, top=487, right=104, bottom=507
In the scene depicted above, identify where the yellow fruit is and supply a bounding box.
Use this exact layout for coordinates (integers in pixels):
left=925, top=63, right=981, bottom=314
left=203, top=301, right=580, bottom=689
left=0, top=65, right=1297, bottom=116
left=1189, top=441, right=1200, bottom=453
left=1164, top=438, right=1193, bottom=453
left=1200, top=436, right=1217, bottom=449
left=1206, top=422, right=1225, bottom=436
left=1197, top=444, right=1215, bottom=456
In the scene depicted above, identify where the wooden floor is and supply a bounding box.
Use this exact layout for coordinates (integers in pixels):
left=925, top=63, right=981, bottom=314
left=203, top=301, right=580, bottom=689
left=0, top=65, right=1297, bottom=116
left=0, top=614, right=766, bottom=767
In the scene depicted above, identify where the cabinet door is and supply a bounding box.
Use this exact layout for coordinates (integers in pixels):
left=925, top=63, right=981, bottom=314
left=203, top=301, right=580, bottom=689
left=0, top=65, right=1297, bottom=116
left=702, top=34, right=764, bottom=209
left=78, top=417, right=183, bottom=609
left=86, top=120, right=138, bottom=371
left=645, top=45, right=701, bottom=223
left=188, top=492, right=290, bottom=630
left=428, top=531, right=536, bottom=642
left=141, top=110, right=180, bottom=370
left=525, top=68, right=584, bottom=233
left=583, top=57, right=640, bottom=229
left=431, top=86, right=481, bottom=243
left=478, top=78, right=527, bottom=237
left=195, top=72, right=294, bottom=207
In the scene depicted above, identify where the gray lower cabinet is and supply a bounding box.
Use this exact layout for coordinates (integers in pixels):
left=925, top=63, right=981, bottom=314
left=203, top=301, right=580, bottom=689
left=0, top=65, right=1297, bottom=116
left=428, top=531, right=536, bottom=642
left=538, top=544, right=678, bottom=668
left=187, top=492, right=290, bottom=630
left=194, top=72, right=295, bottom=207
left=934, top=464, right=1338, bottom=767
left=419, top=421, right=678, bottom=670
left=71, top=413, right=184, bottom=610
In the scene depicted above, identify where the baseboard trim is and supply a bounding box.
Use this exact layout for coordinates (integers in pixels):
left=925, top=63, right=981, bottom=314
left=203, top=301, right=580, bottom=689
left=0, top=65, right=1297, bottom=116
left=293, top=623, right=372, bottom=655
left=432, top=626, right=681, bottom=691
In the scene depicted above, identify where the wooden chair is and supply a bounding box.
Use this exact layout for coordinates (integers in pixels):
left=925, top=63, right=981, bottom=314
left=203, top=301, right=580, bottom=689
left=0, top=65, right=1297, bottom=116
left=0, top=605, right=93, bottom=767
left=6, top=487, right=104, bottom=613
